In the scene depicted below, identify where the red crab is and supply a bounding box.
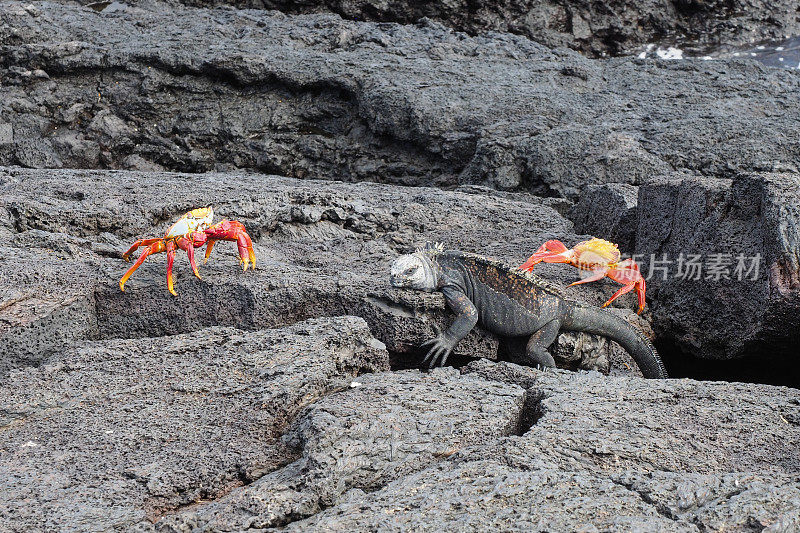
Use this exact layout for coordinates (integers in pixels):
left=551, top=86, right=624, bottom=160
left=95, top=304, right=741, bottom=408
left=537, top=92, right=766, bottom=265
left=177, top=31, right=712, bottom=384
left=519, top=238, right=646, bottom=314
left=119, top=207, right=256, bottom=296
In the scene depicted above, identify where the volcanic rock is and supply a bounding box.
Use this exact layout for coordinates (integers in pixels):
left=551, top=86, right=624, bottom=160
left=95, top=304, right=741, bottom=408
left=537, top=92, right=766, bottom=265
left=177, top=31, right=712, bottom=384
left=635, top=171, right=800, bottom=366
left=69, top=0, right=800, bottom=59
left=0, top=166, right=650, bottom=378
left=0, top=316, right=389, bottom=530
left=1, top=2, right=798, bottom=199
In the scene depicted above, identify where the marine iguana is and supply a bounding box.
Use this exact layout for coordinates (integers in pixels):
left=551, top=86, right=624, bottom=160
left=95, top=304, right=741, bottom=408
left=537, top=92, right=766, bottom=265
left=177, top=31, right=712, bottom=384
left=389, top=244, right=668, bottom=378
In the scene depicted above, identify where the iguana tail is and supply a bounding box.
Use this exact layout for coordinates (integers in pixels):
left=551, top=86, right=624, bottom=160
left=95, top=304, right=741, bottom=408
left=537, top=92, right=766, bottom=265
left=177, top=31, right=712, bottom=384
left=563, top=304, right=668, bottom=379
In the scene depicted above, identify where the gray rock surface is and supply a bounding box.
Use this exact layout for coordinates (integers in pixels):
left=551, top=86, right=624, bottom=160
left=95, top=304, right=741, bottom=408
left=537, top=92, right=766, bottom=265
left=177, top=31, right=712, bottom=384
left=2, top=2, right=799, bottom=199
left=0, top=166, right=648, bottom=378
left=257, top=361, right=799, bottom=531
left=634, top=172, right=800, bottom=363
left=465, top=360, right=800, bottom=475
left=569, top=182, right=638, bottom=253
left=71, top=0, right=800, bottom=59
left=157, top=367, right=528, bottom=530
left=0, top=316, right=389, bottom=531
left=13, top=337, right=796, bottom=531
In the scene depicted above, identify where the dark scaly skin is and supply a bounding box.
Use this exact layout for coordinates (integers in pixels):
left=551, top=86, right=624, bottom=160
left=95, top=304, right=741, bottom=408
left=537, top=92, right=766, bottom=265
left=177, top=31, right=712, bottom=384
left=420, top=250, right=668, bottom=379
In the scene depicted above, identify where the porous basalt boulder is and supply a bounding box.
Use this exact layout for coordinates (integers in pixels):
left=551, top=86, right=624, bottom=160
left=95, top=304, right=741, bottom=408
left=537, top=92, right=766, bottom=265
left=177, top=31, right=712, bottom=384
left=635, top=171, right=800, bottom=364
left=1, top=2, right=798, bottom=199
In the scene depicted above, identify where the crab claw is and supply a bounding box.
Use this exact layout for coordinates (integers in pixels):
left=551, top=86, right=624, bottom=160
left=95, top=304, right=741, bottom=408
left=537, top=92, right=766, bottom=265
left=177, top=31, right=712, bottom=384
left=519, top=240, right=572, bottom=271
left=202, top=220, right=256, bottom=271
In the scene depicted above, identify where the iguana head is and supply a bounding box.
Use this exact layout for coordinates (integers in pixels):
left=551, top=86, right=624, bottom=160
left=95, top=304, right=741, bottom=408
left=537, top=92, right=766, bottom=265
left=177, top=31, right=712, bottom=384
left=390, top=243, right=442, bottom=291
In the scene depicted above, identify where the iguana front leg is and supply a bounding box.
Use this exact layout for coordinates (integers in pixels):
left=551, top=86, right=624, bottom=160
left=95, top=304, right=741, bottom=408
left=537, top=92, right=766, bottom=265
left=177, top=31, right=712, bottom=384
left=421, top=285, right=478, bottom=368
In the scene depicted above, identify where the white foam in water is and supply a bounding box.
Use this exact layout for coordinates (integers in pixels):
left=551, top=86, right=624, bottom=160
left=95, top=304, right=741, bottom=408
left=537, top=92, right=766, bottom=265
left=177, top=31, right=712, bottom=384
left=656, top=47, right=683, bottom=60
left=779, top=57, right=784, bottom=62
left=757, top=45, right=765, bottom=50
left=776, top=47, right=785, bottom=51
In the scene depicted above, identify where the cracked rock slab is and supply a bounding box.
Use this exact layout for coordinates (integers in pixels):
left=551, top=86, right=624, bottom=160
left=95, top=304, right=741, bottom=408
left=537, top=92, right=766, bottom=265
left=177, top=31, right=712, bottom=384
left=2, top=2, right=799, bottom=197
left=283, top=361, right=800, bottom=531
left=463, top=360, right=800, bottom=475
left=1, top=167, right=644, bottom=378
left=0, top=316, right=389, bottom=531
left=156, top=367, right=527, bottom=530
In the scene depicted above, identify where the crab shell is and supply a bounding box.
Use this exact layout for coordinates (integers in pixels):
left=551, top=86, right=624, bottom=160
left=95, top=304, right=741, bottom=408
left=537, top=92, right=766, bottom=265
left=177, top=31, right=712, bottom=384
left=572, top=238, right=621, bottom=268
left=165, top=206, right=214, bottom=238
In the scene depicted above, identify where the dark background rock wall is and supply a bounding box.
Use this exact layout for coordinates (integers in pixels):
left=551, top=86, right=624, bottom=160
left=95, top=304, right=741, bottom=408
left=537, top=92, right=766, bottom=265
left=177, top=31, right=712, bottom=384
left=2, top=2, right=799, bottom=198
left=72, top=0, right=800, bottom=58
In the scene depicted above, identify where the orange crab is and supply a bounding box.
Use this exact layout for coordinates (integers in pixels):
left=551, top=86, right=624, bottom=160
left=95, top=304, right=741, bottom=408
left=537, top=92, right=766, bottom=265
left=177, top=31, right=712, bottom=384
left=119, top=207, right=256, bottom=296
left=519, top=238, right=646, bottom=314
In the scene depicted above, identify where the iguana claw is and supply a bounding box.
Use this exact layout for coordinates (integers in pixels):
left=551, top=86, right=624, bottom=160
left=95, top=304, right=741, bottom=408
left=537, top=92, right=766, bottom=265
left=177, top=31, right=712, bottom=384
left=420, top=324, right=454, bottom=368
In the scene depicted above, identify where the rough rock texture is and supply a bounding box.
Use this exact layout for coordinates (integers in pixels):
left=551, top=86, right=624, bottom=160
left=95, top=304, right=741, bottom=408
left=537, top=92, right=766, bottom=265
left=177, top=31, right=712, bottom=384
left=9, top=352, right=792, bottom=531
left=2, top=2, right=799, bottom=199
left=210, top=361, right=799, bottom=532
left=0, top=166, right=648, bottom=378
left=12, top=343, right=797, bottom=531
left=2, top=0, right=799, bottom=529
left=466, top=360, right=800, bottom=475
left=291, top=465, right=800, bottom=532
left=73, top=0, right=800, bottom=59
left=0, top=316, right=389, bottom=531
left=569, top=182, right=638, bottom=252
left=157, top=368, right=528, bottom=530
left=634, top=172, right=800, bottom=366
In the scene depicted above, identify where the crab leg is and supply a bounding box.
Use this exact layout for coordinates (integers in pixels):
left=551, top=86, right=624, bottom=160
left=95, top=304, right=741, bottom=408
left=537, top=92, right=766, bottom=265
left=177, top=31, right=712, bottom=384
left=119, top=241, right=165, bottom=292
left=600, top=282, right=637, bottom=310
left=237, top=231, right=256, bottom=271
left=122, top=238, right=164, bottom=262
left=176, top=235, right=202, bottom=280
left=606, top=264, right=647, bottom=314
left=165, top=240, right=178, bottom=296
left=203, top=238, right=217, bottom=264
left=567, top=267, right=610, bottom=287
left=636, top=279, right=646, bottom=315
